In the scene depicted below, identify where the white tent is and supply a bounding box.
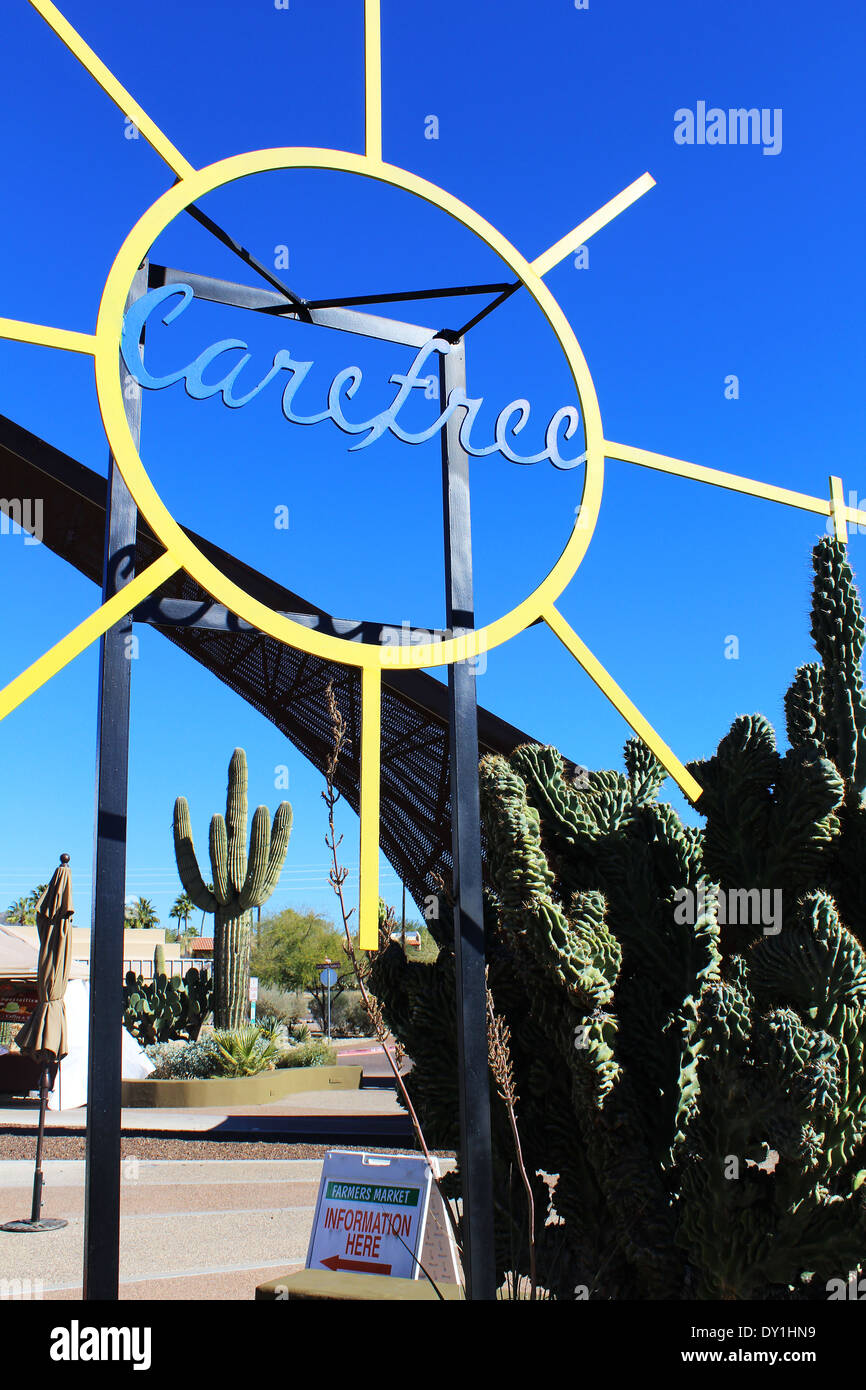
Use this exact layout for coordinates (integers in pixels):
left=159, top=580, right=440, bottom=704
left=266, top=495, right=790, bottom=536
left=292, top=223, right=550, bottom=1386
left=0, top=922, right=88, bottom=983
left=0, top=924, right=153, bottom=1109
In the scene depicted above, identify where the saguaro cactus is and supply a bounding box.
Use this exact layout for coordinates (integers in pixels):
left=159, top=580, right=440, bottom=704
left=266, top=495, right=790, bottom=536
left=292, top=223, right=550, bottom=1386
left=173, top=749, right=292, bottom=1028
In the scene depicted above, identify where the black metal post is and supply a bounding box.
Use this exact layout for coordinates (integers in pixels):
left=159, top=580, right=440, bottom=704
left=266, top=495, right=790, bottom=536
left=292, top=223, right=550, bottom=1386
left=439, top=339, right=496, bottom=1300
left=83, top=261, right=147, bottom=1300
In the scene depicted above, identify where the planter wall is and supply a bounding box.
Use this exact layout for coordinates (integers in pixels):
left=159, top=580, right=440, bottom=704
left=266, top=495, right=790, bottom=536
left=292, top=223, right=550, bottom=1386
left=122, top=1065, right=361, bottom=1108
left=256, top=1270, right=464, bottom=1300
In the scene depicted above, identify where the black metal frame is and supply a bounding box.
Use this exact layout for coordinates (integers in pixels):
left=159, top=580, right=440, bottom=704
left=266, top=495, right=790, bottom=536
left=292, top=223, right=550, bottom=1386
left=439, top=341, right=495, bottom=1299
left=83, top=217, right=518, bottom=1299
left=84, top=262, right=147, bottom=1299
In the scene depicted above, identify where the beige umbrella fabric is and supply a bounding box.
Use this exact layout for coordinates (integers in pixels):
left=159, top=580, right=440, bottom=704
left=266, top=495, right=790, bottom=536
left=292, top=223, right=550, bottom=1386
left=14, top=863, right=74, bottom=1064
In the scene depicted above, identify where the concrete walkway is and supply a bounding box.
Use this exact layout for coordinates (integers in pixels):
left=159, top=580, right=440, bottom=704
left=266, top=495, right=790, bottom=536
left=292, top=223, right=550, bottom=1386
left=1, top=1087, right=403, bottom=1124
left=0, top=1156, right=455, bottom=1300
left=0, top=1159, right=317, bottom=1299
left=0, top=1083, right=410, bottom=1140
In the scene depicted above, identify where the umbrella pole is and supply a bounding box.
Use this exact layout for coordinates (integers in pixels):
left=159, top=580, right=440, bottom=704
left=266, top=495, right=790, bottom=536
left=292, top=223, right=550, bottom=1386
left=29, top=1066, right=49, bottom=1223
left=1, top=1063, right=67, bottom=1232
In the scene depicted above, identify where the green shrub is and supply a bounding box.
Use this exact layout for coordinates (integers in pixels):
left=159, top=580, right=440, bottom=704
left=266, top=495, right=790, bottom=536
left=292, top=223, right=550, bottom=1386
left=255, top=1013, right=283, bottom=1041
left=309, top=989, right=369, bottom=1037
left=145, top=1032, right=338, bottom=1075
left=275, top=1039, right=337, bottom=1068
left=144, top=1039, right=221, bottom=1079
left=257, top=985, right=306, bottom=1028
left=212, top=1025, right=281, bottom=1077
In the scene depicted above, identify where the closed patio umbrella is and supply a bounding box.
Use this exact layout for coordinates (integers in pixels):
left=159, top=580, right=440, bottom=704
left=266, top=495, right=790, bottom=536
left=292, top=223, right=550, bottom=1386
left=1, top=854, right=74, bottom=1233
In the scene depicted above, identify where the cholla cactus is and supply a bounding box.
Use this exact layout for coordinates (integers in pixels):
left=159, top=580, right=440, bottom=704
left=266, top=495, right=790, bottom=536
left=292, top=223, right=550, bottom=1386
left=371, top=538, right=866, bottom=1298
left=173, top=749, right=292, bottom=1028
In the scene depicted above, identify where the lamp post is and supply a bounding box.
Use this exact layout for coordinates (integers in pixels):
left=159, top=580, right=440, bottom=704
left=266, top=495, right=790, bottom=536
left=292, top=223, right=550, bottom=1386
left=318, top=958, right=337, bottom=1039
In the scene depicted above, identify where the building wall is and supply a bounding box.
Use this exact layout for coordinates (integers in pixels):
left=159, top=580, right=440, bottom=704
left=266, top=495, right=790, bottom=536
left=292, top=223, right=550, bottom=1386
left=9, top=925, right=182, bottom=964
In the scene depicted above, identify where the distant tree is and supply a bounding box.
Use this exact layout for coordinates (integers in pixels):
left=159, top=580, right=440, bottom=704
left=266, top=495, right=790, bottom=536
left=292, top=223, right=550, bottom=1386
left=27, top=884, right=48, bottom=915
left=388, top=917, right=439, bottom=961
left=165, top=924, right=196, bottom=946
left=251, top=908, right=353, bottom=1019
left=6, top=897, right=30, bottom=925
left=416, top=925, right=439, bottom=961
left=170, top=892, right=194, bottom=937
left=125, top=897, right=160, bottom=929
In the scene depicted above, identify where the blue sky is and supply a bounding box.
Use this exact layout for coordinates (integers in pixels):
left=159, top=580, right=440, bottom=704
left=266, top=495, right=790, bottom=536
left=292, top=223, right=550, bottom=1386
left=0, top=0, right=863, bottom=929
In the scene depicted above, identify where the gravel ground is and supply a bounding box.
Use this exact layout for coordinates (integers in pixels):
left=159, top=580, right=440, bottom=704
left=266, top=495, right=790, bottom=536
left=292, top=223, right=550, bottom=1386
left=0, top=1132, right=455, bottom=1163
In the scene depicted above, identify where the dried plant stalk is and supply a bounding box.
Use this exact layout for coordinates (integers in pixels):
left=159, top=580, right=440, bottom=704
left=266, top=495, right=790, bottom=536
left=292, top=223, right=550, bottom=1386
left=322, top=682, right=463, bottom=1274
left=487, top=984, right=536, bottom=1300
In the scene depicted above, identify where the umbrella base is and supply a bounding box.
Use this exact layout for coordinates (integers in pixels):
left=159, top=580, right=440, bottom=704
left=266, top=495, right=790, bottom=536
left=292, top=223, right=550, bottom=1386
left=0, top=1217, right=68, bottom=1233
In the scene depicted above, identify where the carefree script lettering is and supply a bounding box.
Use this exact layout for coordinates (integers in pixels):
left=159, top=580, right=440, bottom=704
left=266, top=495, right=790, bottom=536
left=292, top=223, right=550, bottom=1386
left=120, top=284, right=585, bottom=470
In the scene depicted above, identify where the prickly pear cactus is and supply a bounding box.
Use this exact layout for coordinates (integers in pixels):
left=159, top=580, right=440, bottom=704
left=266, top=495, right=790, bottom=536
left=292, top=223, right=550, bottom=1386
left=371, top=538, right=866, bottom=1298
left=173, top=749, right=291, bottom=1028
left=123, top=967, right=213, bottom=1045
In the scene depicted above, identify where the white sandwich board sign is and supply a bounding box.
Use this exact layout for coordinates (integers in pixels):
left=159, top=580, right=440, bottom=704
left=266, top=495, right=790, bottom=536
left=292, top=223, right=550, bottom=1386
left=307, top=1150, right=452, bottom=1280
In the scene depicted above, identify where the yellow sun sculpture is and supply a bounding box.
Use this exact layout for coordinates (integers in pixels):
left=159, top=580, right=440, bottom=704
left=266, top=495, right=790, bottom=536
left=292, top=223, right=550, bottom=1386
left=1, top=0, right=862, bottom=947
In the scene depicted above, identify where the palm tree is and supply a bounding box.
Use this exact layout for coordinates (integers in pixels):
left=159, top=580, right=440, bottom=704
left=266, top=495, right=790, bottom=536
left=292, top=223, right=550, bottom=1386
left=170, top=892, right=193, bottom=931
left=6, top=897, right=30, bottom=925
left=124, top=896, right=160, bottom=929
left=27, top=884, right=48, bottom=916
left=169, top=892, right=195, bottom=946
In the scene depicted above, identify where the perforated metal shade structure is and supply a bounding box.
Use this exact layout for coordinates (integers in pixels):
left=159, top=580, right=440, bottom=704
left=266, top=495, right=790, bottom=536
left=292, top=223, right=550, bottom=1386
left=0, top=413, right=569, bottom=912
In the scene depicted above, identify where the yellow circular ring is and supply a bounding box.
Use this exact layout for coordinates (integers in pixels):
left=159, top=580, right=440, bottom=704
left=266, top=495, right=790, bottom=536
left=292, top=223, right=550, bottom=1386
left=95, top=148, right=605, bottom=669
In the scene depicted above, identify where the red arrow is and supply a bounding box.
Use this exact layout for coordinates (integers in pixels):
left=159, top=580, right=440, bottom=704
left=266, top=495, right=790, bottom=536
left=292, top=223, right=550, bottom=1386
left=321, top=1254, right=393, bottom=1276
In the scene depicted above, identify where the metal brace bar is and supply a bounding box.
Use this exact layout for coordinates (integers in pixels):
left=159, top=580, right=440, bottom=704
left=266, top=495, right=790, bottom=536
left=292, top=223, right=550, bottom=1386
left=305, top=281, right=513, bottom=310
left=134, top=596, right=448, bottom=645
left=183, top=202, right=310, bottom=315
left=148, top=266, right=435, bottom=348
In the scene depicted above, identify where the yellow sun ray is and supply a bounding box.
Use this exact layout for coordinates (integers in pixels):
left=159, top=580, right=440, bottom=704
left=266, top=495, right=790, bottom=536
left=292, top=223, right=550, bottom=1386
left=531, top=172, right=656, bottom=279
left=364, top=0, right=383, bottom=164
left=0, top=316, right=96, bottom=355
left=829, top=474, right=850, bottom=543
left=605, top=441, right=866, bottom=540
left=0, top=552, right=181, bottom=724
left=28, top=0, right=195, bottom=181
left=359, top=665, right=382, bottom=948
left=543, top=604, right=703, bottom=803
